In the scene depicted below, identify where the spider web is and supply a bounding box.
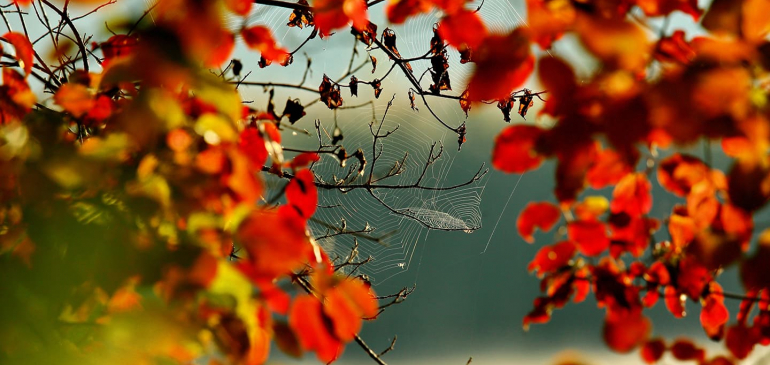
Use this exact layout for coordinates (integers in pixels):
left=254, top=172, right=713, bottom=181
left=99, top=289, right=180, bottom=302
left=277, top=102, right=488, bottom=284
left=247, top=1, right=534, bottom=284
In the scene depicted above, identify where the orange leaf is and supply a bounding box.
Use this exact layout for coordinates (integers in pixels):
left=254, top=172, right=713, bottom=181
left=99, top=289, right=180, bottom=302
left=54, top=83, right=95, bottom=118
left=438, top=10, right=487, bottom=49
left=323, top=277, right=377, bottom=341
left=467, top=28, right=533, bottom=102
left=314, top=0, right=368, bottom=36
left=568, top=220, right=609, bottom=256
left=289, top=295, right=342, bottom=363
left=611, top=173, right=652, bottom=216
left=1, top=68, right=36, bottom=122
left=517, top=201, right=561, bottom=243
left=701, top=290, right=728, bottom=340
left=206, top=30, right=235, bottom=67
left=492, top=125, right=545, bottom=174
left=226, top=148, right=264, bottom=205
left=527, top=241, right=576, bottom=276
left=742, top=0, right=770, bottom=43
left=586, top=147, right=632, bottom=189
left=241, top=26, right=290, bottom=63
left=657, top=154, right=710, bottom=197
left=526, top=0, right=575, bottom=49
left=574, top=16, right=650, bottom=72
left=2, top=32, right=33, bottom=75
left=224, top=0, right=253, bottom=15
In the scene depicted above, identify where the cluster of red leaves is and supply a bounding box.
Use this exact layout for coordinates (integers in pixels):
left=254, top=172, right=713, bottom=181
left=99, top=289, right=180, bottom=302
left=492, top=0, right=770, bottom=362
left=2, top=1, right=382, bottom=363
left=0, top=32, right=35, bottom=124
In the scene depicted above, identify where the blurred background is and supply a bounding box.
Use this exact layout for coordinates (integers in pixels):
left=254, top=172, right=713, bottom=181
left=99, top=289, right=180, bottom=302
left=11, top=0, right=770, bottom=363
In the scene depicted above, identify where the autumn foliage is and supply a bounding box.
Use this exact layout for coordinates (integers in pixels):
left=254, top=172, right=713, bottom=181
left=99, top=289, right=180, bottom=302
left=2, top=0, right=770, bottom=364
left=499, top=0, right=770, bottom=363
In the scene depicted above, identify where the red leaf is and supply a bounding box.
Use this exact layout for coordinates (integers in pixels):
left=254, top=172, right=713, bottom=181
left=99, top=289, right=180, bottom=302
left=314, top=0, right=368, bottom=36
left=670, top=339, right=705, bottom=361
left=492, top=125, right=545, bottom=174
left=438, top=10, right=487, bottom=49
left=644, top=262, right=670, bottom=286
left=237, top=209, right=314, bottom=280
left=725, top=323, right=759, bottom=359
left=238, top=127, right=269, bottom=168
left=701, top=294, right=728, bottom=340
left=224, top=0, right=253, bottom=15
left=2, top=32, right=33, bottom=75
left=100, top=35, right=139, bottom=67
left=517, top=202, right=561, bottom=243
left=728, top=159, right=770, bottom=212
left=527, top=241, right=576, bottom=276
left=741, top=231, right=770, bottom=290
left=568, top=220, right=609, bottom=257
left=385, top=0, right=432, bottom=24
left=573, top=267, right=590, bottom=303
left=554, top=140, right=598, bottom=203
left=54, top=83, right=94, bottom=118
left=523, top=297, right=553, bottom=330
left=664, top=286, right=686, bottom=318
left=467, top=28, right=533, bottom=102
left=323, top=277, right=378, bottom=341
left=657, top=154, right=711, bottom=197
left=611, top=173, right=652, bottom=216
left=603, top=308, right=651, bottom=353
left=206, top=30, right=235, bottom=67
left=241, top=26, right=290, bottom=64
left=285, top=169, right=317, bottom=220
left=635, top=0, right=701, bottom=21
left=587, top=147, right=632, bottom=189
left=677, top=256, right=711, bottom=299
left=526, top=0, right=575, bottom=49
left=289, top=295, right=342, bottom=363
left=289, top=152, right=320, bottom=170
left=640, top=338, right=666, bottom=364
left=188, top=252, right=218, bottom=288
left=655, top=30, right=696, bottom=64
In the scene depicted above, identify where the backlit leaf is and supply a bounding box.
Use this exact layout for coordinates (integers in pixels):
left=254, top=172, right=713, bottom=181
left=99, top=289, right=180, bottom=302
left=2, top=32, right=33, bottom=75
left=517, top=201, right=561, bottom=243
left=492, top=125, right=545, bottom=174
